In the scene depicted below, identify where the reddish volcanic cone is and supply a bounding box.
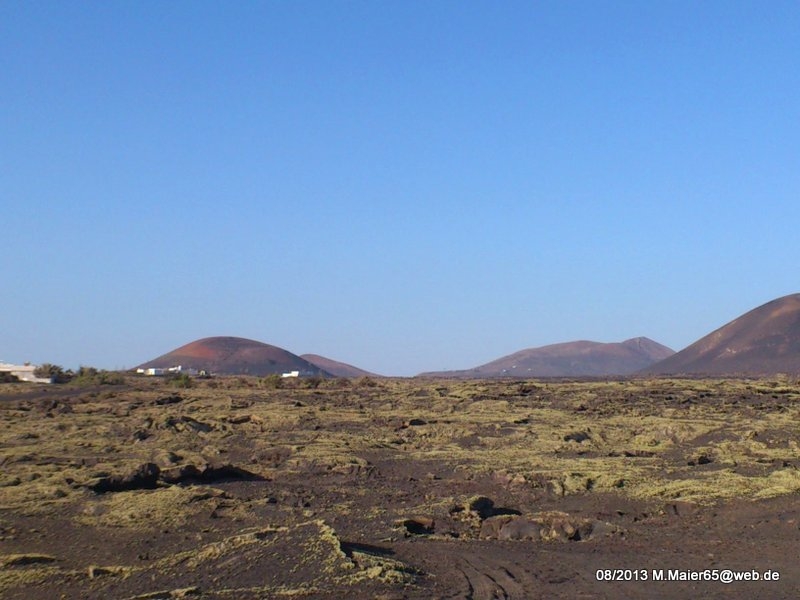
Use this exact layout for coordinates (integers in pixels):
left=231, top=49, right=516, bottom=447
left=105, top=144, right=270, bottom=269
left=643, top=294, right=800, bottom=376
left=137, top=337, right=331, bottom=377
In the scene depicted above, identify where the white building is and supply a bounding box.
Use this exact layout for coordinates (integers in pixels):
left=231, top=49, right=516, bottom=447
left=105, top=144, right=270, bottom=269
left=135, top=367, right=166, bottom=376
left=0, top=362, right=53, bottom=383
left=136, top=365, right=199, bottom=376
left=167, top=365, right=198, bottom=375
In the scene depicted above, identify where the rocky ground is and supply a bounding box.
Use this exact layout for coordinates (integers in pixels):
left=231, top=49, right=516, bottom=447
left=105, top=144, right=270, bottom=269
left=2, top=376, right=800, bottom=599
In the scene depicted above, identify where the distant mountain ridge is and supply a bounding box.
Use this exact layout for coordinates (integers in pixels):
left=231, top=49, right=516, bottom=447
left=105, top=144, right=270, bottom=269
left=642, top=294, right=800, bottom=375
left=137, top=337, right=331, bottom=377
left=136, top=294, right=800, bottom=379
left=419, top=337, right=674, bottom=378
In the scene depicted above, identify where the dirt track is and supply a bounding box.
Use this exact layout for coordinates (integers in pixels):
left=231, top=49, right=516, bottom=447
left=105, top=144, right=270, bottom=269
left=2, top=376, right=799, bottom=598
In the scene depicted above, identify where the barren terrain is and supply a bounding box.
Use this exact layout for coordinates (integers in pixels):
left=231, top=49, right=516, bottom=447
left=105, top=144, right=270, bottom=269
left=2, top=376, right=800, bottom=599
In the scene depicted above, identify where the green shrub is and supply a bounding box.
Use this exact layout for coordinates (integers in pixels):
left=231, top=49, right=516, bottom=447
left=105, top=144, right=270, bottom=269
left=169, top=373, right=193, bottom=389
left=97, top=371, right=125, bottom=385
left=70, top=366, right=125, bottom=386
left=302, top=376, right=323, bottom=389
left=260, top=374, right=283, bottom=389
left=33, top=363, right=71, bottom=383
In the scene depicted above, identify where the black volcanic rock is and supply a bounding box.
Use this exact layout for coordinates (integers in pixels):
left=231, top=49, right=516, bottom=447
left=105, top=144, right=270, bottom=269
left=642, top=294, right=800, bottom=375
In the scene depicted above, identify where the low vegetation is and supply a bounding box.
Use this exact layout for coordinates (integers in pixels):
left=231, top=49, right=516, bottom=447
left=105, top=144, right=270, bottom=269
left=32, top=363, right=70, bottom=383
left=2, top=375, right=800, bottom=598
left=168, top=372, right=193, bottom=389
left=70, top=366, right=126, bottom=386
left=29, top=364, right=125, bottom=385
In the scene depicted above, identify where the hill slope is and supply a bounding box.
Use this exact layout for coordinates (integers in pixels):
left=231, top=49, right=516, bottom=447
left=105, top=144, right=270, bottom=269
left=138, top=337, right=331, bottom=377
left=420, top=337, right=674, bottom=378
left=300, top=354, right=379, bottom=378
left=643, top=294, right=800, bottom=375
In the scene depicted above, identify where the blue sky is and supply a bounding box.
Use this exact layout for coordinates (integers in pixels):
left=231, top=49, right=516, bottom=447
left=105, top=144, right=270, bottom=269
left=3, top=1, right=799, bottom=375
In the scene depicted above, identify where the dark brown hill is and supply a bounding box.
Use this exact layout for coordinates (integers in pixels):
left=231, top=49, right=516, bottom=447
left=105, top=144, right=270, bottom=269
left=137, top=337, right=331, bottom=377
left=419, top=337, right=674, bottom=378
left=300, top=354, right=379, bottom=378
left=642, top=294, right=800, bottom=375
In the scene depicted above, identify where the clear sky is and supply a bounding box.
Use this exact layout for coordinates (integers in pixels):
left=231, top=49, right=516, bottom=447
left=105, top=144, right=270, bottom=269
left=2, top=1, right=799, bottom=376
